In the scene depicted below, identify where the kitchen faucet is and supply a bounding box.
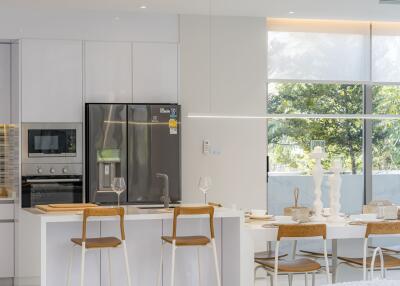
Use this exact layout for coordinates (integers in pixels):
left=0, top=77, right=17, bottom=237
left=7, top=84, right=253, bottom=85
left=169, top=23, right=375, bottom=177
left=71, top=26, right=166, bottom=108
left=156, top=173, right=170, bottom=208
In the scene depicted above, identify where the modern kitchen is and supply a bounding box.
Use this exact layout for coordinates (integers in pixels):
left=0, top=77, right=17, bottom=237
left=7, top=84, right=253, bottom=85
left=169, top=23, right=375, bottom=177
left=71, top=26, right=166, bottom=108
left=3, top=1, right=400, bottom=286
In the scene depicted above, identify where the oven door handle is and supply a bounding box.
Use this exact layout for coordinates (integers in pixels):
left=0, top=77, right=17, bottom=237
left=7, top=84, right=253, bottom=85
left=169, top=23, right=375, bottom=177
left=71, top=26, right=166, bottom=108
left=26, top=178, right=82, bottom=183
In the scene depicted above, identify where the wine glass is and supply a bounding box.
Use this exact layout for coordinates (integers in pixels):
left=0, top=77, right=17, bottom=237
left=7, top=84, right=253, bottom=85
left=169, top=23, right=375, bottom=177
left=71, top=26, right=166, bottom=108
left=198, top=176, right=212, bottom=205
left=111, top=177, right=126, bottom=207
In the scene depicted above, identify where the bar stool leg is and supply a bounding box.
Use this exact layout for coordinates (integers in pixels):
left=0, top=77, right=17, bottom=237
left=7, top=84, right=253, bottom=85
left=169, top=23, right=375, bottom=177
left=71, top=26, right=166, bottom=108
left=66, top=245, right=75, bottom=286
left=122, top=241, right=132, bottom=286
left=211, top=239, right=221, bottom=286
left=157, top=242, right=164, bottom=286
left=108, top=248, right=112, bottom=286
left=170, top=241, right=177, bottom=286
left=197, top=247, right=201, bottom=286
left=80, top=243, right=86, bottom=286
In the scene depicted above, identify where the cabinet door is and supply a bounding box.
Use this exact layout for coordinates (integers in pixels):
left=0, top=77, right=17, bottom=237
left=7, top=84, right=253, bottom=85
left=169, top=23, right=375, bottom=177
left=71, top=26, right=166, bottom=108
left=0, top=44, right=11, bottom=123
left=133, top=43, right=178, bottom=103
left=0, top=222, right=14, bottom=278
left=21, top=39, right=83, bottom=122
left=85, top=41, right=132, bottom=103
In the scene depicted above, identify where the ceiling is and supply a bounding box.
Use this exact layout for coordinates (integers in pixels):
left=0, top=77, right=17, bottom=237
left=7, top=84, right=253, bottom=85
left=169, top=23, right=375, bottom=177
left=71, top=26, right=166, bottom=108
left=3, top=0, right=400, bottom=21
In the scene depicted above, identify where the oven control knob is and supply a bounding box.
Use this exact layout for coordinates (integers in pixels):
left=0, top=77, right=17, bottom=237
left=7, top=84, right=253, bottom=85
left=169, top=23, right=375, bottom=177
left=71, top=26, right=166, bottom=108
left=37, top=168, right=43, bottom=174
left=49, top=168, right=55, bottom=174
left=62, top=168, right=68, bottom=174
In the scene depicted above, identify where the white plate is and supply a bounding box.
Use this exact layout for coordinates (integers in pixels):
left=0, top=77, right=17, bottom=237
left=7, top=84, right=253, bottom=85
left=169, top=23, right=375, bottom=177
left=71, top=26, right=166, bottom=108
left=248, top=214, right=274, bottom=220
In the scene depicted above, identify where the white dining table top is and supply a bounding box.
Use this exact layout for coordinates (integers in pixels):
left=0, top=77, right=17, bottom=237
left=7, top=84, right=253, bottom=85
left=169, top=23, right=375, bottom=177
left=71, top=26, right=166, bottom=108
left=244, top=218, right=369, bottom=240
left=327, top=280, right=400, bottom=286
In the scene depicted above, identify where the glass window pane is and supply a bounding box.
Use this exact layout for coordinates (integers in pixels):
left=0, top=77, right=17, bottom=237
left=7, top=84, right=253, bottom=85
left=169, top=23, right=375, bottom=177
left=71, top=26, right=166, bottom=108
left=372, top=85, right=400, bottom=114
left=372, top=119, right=400, bottom=203
left=268, top=19, right=370, bottom=81
left=268, top=83, right=363, bottom=114
left=268, top=118, right=364, bottom=215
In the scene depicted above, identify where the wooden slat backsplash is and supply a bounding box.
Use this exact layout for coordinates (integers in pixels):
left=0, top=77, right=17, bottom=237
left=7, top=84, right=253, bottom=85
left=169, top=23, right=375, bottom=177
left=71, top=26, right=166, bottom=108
left=0, top=124, right=19, bottom=198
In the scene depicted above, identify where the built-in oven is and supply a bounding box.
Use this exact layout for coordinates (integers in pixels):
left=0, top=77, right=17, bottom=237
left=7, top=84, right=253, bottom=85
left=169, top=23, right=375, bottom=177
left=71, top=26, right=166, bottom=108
left=21, top=123, right=83, bottom=208
left=21, top=175, right=83, bottom=208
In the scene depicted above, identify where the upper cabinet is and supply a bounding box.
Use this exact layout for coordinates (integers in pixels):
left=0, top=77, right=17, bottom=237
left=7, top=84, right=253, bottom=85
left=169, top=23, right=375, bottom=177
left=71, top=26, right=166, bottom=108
left=0, top=44, right=11, bottom=124
left=21, top=39, right=83, bottom=123
left=85, top=41, right=132, bottom=103
left=132, top=43, right=178, bottom=103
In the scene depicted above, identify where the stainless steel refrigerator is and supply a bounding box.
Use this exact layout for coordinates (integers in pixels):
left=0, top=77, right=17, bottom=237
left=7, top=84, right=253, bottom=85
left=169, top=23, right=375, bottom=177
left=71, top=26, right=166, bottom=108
left=85, top=104, right=181, bottom=204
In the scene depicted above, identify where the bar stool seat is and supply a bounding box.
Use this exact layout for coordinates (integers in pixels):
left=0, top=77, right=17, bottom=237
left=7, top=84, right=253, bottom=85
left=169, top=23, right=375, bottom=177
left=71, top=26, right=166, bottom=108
left=256, top=258, right=322, bottom=272
left=161, top=235, right=210, bottom=246
left=71, top=237, right=122, bottom=249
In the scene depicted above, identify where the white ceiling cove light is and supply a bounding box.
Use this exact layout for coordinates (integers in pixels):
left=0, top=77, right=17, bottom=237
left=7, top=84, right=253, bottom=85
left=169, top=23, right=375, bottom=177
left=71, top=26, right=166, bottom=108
left=140, top=5, right=147, bottom=9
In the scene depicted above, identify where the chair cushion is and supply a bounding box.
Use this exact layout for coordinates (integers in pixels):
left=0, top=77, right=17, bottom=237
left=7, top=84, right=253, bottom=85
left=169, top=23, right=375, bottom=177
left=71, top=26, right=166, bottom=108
left=339, top=254, right=400, bottom=268
left=162, top=236, right=210, bottom=246
left=71, top=237, right=121, bottom=249
left=255, top=258, right=322, bottom=272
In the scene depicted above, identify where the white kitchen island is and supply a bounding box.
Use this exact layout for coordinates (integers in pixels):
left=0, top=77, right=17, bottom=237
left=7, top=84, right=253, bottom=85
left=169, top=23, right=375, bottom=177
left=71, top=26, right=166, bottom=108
left=15, top=206, right=243, bottom=286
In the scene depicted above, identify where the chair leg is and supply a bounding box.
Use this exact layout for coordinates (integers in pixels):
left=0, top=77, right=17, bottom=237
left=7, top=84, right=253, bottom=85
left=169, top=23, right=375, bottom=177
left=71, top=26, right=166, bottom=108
left=66, top=245, right=74, bottom=286
left=288, top=274, right=293, bottom=286
left=265, top=271, right=269, bottom=286
left=197, top=247, right=201, bottom=286
left=211, top=239, right=221, bottom=286
left=269, top=274, right=273, bottom=286
left=108, top=248, right=112, bottom=286
left=157, top=242, right=164, bottom=286
left=122, top=241, right=132, bottom=286
left=305, top=273, right=308, bottom=286
left=170, top=242, right=176, bottom=286
left=80, top=244, right=86, bottom=286
left=312, top=273, right=315, bottom=286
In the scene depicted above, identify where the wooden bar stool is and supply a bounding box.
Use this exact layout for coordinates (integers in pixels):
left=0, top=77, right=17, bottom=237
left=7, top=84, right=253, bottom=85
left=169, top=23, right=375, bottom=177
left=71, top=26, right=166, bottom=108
left=255, top=224, right=330, bottom=286
left=338, top=221, right=400, bottom=280
left=66, top=207, right=132, bottom=286
left=157, top=206, right=221, bottom=286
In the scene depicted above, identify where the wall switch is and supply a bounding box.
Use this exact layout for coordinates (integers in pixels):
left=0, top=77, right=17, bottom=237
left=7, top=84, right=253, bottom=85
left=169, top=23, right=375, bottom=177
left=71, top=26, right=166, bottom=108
left=203, top=140, right=210, bottom=155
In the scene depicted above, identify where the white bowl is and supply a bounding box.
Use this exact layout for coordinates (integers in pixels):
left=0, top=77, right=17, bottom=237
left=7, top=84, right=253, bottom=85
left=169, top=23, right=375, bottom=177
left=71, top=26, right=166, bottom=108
left=251, top=209, right=267, bottom=216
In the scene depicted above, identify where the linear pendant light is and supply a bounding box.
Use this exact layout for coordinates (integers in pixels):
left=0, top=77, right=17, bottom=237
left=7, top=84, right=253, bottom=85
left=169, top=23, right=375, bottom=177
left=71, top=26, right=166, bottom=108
left=187, top=113, right=400, bottom=120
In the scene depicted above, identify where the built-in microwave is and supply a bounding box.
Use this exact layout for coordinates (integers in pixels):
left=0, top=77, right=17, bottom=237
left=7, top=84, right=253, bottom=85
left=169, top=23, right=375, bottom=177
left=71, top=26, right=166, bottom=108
left=22, top=123, right=83, bottom=164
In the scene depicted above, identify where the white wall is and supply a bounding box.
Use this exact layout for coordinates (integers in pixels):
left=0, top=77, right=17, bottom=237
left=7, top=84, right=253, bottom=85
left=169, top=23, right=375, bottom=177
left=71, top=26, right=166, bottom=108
left=0, top=8, right=178, bottom=43
left=180, top=15, right=267, bottom=209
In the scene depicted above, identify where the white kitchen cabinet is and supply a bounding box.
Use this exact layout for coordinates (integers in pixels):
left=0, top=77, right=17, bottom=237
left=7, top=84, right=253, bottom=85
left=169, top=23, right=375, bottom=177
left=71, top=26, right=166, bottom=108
left=21, top=39, right=83, bottom=122
left=0, top=221, right=14, bottom=278
left=85, top=41, right=132, bottom=103
left=0, top=44, right=11, bottom=123
left=132, top=43, right=178, bottom=103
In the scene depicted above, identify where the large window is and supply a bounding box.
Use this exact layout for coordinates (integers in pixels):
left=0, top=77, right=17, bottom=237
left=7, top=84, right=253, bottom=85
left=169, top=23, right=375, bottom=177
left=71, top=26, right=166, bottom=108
left=267, top=19, right=400, bottom=215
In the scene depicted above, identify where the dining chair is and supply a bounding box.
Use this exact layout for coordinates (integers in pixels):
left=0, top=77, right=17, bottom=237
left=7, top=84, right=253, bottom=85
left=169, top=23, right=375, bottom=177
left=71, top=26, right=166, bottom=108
left=67, top=207, right=131, bottom=286
left=255, top=224, right=330, bottom=286
left=338, top=221, right=400, bottom=280
left=157, top=206, right=221, bottom=286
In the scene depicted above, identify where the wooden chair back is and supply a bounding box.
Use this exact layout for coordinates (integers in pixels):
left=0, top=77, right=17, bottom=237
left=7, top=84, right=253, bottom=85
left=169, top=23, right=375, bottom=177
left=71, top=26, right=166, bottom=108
left=366, top=221, right=400, bottom=238
left=172, top=206, right=215, bottom=239
left=277, top=224, right=327, bottom=241
left=82, top=207, right=125, bottom=241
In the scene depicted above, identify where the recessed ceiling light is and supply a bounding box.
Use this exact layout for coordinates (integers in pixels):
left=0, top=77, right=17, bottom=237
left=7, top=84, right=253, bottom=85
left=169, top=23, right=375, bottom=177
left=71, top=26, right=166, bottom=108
left=114, top=16, right=120, bottom=21
left=289, top=11, right=295, bottom=15
left=140, top=5, right=147, bottom=9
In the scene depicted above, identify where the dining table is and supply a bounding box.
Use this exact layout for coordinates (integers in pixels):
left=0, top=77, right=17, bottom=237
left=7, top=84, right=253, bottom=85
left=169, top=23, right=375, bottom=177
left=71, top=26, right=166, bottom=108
left=243, top=217, right=374, bottom=285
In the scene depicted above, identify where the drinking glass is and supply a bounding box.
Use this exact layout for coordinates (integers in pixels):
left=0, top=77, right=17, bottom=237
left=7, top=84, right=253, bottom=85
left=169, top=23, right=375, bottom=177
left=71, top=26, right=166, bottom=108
left=198, top=176, right=212, bottom=204
left=111, top=177, right=126, bottom=207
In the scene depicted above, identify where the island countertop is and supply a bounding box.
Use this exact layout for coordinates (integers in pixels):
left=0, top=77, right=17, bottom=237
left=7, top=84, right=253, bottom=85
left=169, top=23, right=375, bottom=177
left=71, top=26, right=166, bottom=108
left=22, top=205, right=244, bottom=223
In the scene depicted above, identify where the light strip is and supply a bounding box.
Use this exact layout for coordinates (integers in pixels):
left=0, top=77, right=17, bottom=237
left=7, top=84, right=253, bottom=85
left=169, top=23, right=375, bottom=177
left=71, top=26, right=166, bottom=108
left=187, top=113, right=400, bottom=120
